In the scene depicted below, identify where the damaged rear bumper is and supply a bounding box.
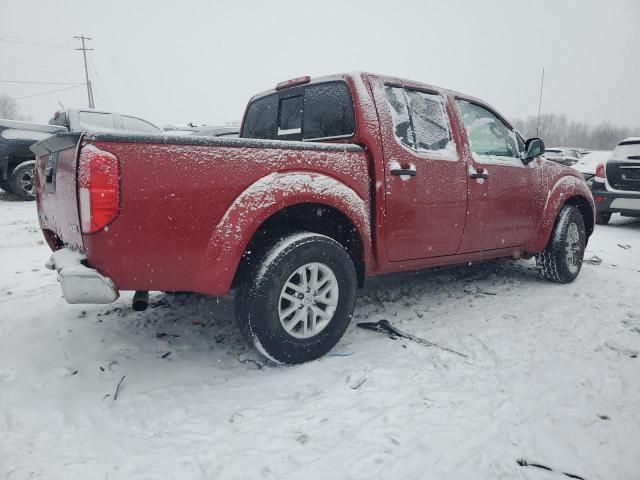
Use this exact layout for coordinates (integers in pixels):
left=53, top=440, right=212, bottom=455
left=46, top=248, right=119, bottom=304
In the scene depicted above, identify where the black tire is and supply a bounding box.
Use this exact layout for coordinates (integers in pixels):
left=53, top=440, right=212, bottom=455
left=236, top=232, right=357, bottom=364
left=9, top=161, right=36, bottom=201
left=536, top=205, right=586, bottom=283
left=595, top=211, right=611, bottom=225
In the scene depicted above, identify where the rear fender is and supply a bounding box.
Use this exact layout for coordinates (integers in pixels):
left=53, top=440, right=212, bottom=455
left=197, top=172, right=371, bottom=294
left=526, top=175, right=595, bottom=252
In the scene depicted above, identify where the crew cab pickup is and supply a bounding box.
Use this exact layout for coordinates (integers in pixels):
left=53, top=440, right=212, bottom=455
left=32, top=73, right=595, bottom=364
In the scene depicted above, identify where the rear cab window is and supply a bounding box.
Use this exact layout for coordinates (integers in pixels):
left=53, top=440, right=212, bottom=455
left=241, top=81, right=356, bottom=142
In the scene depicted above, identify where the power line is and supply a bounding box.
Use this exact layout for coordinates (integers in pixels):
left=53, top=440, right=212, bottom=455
left=74, top=35, right=95, bottom=108
left=0, top=80, right=83, bottom=85
left=14, top=84, right=84, bottom=100
left=0, top=36, right=74, bottom=50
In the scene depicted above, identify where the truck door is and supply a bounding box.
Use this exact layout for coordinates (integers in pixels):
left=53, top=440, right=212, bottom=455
left=372, top=81, right=468, bottom=261
left=454, top=99, right=540, bottom=253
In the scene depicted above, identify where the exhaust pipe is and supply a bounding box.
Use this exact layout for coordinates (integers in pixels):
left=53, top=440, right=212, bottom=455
left=132, top=290, right=149, bottom=311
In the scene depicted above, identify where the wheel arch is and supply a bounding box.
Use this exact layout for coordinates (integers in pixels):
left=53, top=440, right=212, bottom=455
left=196, top=172, right=371, bottom=294
left=527, top=175, right=596, bottom=253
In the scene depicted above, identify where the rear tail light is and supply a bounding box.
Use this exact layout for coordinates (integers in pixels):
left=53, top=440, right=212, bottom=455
left=78, top=144, right=120, bottom=233
left=595, top=162, right=606, bottom=179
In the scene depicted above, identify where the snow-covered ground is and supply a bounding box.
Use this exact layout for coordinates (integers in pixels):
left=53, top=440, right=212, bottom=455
left=1, top=193, right=639, bottom=480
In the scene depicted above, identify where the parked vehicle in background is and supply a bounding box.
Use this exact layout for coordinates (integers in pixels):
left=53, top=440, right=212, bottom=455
left=572, top=150, right=612, bottom=184
left=162, top=125, right=239, bottom=137
left=591, top=137, right=640, bottom=224
left=544, top=147, right=583, bottom=166
left=32, top=72, right=595, bottom=364
left=49, top=108, right=163, bottom=135
left=0, top=120, right=66, bottom=200
left=192, top=126, right=239, bottom=137
left=0, top=109, right=162, bottom=201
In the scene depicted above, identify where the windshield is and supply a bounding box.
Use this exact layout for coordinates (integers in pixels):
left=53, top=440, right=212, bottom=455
left=612, top=141, right=640, bottom=160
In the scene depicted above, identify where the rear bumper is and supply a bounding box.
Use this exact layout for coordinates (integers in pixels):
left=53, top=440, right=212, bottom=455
left=46, top=248, right=120, bottom=304
left=591, top=182, right=640, bottom=216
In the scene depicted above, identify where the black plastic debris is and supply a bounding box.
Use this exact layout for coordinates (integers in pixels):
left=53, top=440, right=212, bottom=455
left=517, top=458, right=586, bottom=480
left=357, top=319, right=467, bottom=357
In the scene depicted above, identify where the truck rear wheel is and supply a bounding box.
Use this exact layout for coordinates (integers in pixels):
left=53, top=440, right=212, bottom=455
left=9, top=161, right=36, bottom=201
left=536, top=205, right=586, bottom=283
left=236, top=232, right=357, bottom=364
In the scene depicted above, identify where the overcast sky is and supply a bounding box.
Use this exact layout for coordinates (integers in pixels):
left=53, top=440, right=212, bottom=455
left=1, top=0, right=638, bottom=130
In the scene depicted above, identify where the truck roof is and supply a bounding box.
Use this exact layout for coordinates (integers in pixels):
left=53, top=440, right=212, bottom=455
left=249, top=72, right=515, bottom=131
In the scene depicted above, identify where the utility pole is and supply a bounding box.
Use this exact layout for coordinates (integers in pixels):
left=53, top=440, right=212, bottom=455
left=74, top=35, right=95, bottom=108
left=536, top=67, right=545, bottom=137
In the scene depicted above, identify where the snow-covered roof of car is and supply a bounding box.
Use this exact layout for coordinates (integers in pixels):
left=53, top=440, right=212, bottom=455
left=619, top=137, right=640, bottom=145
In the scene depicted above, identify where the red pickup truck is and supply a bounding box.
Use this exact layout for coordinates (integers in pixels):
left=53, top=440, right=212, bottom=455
left=32, top=73, right=595, bottom=364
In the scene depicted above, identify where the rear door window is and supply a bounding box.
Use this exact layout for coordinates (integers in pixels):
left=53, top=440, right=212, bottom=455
left=384, top=86, right=452, bottom=153
left=241, top=81, right=355, bottom=141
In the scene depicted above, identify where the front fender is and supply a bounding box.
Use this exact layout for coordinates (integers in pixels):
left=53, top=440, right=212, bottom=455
left=197, top=171, right=371, bottom=295
left=526, top=175, right=595, bottom=253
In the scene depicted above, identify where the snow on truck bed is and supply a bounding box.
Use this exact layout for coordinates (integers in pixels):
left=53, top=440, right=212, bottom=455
left=0, top=192, right=639, bottom=480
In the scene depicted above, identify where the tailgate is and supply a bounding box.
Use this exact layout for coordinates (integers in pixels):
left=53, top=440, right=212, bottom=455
left=31, top=132, right=84, bottom=250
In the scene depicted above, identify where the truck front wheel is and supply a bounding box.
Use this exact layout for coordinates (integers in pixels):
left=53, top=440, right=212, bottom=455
left=536, top=205, right=586, bottom=283
left=236, top=232, right=357, bottom=364
left=9, top=161, right=36, bottom=201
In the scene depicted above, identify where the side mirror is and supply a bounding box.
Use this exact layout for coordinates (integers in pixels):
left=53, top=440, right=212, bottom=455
left=523, top=138, right=545, bottom=164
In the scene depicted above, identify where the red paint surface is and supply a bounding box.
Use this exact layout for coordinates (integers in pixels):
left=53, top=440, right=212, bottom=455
left=36, top=73, right=595, bottom=296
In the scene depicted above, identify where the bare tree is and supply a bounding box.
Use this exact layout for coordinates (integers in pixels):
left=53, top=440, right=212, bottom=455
left=513, top=112, right=639, bottom=150
left=0, top=94, right=25, bottom=120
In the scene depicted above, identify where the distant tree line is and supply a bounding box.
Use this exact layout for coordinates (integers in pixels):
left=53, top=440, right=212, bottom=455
left=512, top=113, right=639, bottom=150
left=0, top=93, right=26, bottom=121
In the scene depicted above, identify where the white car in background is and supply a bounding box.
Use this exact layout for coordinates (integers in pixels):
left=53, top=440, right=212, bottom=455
left=544, top=147, right=583, bottom=166
left=572, top=150, right=612, bottom=184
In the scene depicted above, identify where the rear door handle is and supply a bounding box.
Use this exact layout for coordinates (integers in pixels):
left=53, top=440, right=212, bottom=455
left=469, top=167, right=489, bottom=180
left=469, top=171, right=489, bottom=179
left=391, top=168, right=416, bottom=177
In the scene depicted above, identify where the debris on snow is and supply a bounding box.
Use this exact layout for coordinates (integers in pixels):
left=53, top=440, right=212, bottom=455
left=357, top=319, right=468, bottom=357
left=516, top=458, right=586, bottom=480
left=113, top=375, right=126, bottom=401
left=350, top=377, right=367, bottom=390
left=584, top=255, right=602, bottom=265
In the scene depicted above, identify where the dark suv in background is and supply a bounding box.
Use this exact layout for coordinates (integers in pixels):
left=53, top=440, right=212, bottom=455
left=0, top=109, right=162, bottom=200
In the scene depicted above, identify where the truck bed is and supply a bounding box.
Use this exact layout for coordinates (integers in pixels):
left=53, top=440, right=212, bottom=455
left=33, top=132, right=370, bottom=295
